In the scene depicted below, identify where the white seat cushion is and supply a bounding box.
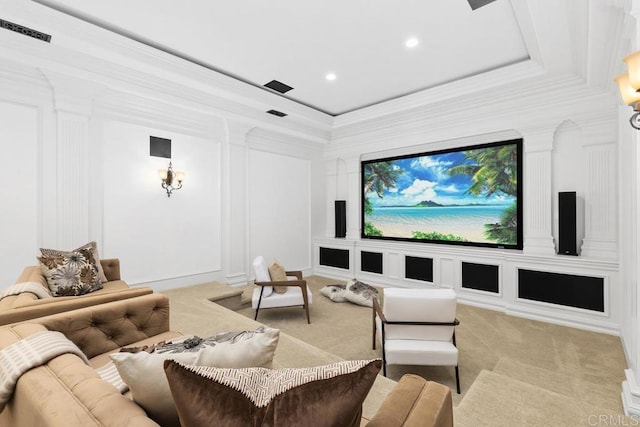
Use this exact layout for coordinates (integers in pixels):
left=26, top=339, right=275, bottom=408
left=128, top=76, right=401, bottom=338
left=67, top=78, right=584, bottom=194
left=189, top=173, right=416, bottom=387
left=253, top=256, right=272, bottom=297
left=384, top=339, right=458, bottom=366
left=251, top=286, right=313, bottom=309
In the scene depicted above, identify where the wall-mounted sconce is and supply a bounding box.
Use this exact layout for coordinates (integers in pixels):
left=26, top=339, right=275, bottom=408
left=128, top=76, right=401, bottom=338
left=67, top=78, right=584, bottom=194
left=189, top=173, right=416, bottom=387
left=615, top=51, right=640, bottom=129
left=159, top=161, right=185, bottom=197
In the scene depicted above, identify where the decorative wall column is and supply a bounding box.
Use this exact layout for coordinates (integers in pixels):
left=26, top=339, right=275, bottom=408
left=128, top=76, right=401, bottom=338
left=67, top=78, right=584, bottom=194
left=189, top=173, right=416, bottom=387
left=622, top=1, right=640, bottom=417
left=222, top=119, right=253, bottom=285
left=580, top=130, right=618, bottom=259
left=324, top=158, right=338, bottom=237
left=521, top=128, right=556, bottom=255
left=344, top=156, right=361, bottom=239
left=621, top=101, right=640, bottom=415
left=42, top=71, right=102, bottom=250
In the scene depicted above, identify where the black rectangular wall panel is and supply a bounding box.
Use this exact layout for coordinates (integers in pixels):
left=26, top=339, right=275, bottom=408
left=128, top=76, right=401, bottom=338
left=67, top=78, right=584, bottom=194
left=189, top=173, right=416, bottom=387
left=319, top=247, right=350, bottom=270
left=462, top=262, right=499, bottom=293
left=335, top=200, right=346, bottom=238
left=518, top=269, right=604, bottom=312
left=361, top=251, right=383, bottom=274
left=405, top=256, right=433, bottom=282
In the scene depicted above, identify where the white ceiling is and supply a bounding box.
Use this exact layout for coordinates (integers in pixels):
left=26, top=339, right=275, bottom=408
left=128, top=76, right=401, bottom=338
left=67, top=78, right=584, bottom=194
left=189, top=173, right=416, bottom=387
left=35, top=0, right=530, bottom=116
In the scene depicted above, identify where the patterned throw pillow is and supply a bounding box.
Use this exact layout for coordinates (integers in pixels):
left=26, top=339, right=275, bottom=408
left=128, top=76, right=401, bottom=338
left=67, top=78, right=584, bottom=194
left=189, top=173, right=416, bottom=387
left=111, top=327, right=280, bottom=427
left=164, top=359, right=382, bottom=427
left=320, top=284, right=348, bottom=302
left=40, top=241, right=107, bottom=283
left=320, top=281, right=379, bottom=307
left=37, top=247, right=102, bottom=297
left=344, top=280, right=379, bottom=307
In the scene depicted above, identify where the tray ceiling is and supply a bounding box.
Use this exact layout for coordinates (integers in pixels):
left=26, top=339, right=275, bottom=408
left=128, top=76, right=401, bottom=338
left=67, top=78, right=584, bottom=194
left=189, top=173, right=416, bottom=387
left=34, top=0, right=530, bottom=116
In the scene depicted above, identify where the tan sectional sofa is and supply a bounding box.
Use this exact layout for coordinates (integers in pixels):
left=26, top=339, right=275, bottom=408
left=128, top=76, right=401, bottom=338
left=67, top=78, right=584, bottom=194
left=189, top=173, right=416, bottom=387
left=0, top=293, right=453, bottom=427
left=0, top=259, right=153, bottom=326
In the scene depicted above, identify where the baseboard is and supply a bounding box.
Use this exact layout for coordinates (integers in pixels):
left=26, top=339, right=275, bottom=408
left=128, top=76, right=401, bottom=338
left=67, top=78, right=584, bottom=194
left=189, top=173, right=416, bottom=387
left=504, top=306, right=620, bottom=336
left=131, top=270, right=227, bottom=292
left=622, top=369, right=640, bottom=417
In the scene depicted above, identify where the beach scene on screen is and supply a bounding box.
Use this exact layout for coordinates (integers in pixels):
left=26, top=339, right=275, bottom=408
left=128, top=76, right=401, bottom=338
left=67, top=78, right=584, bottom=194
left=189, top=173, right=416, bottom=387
left=362, top=143, right=519, bottom=245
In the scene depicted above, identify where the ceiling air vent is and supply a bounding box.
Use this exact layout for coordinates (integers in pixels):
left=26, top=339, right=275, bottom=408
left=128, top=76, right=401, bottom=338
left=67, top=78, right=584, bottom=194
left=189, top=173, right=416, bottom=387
left=266, top=109, right=287, bottom=117
left=467, top=0, right=497, bottom=10
left=0, top=19, right=51, bottom=42
left=264, top=80, right=294, bottom=94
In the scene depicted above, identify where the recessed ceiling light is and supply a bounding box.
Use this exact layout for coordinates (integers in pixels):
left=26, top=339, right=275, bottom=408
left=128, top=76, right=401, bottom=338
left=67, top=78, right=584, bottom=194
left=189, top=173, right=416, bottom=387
left=405, top=38, right=419, bottom=48
left=326, top=73, right=337, bottom=81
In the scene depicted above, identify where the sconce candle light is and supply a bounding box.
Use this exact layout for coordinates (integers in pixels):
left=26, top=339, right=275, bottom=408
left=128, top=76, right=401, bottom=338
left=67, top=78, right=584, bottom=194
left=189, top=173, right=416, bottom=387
left=615, top=51, right=640, bottom=129
left=159, top=161, right=184, bottom=197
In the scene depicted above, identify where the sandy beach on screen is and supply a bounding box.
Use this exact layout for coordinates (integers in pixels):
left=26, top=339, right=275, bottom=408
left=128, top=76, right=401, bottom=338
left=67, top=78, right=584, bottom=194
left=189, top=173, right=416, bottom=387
left=370, top=220, right=488, bottom=243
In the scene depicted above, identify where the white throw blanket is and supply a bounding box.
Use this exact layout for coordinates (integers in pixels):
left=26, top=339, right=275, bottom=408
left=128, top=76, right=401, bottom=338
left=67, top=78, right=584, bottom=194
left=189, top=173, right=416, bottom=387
left=0, top=331, right=88, bottom=411
left=0, top=282, right=52, bottom=301
left=95, top=361, right=129, bottom=393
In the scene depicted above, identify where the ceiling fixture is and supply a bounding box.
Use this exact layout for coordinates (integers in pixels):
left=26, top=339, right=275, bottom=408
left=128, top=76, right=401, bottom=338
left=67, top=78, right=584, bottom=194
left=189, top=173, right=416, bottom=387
left=326, top=73, right=337, bottom=81
left=263, top=80, right=294, bottom=94
left=467, top=0, right=497, bottom=10
left=0, top=18, right=51, bottom=42
left=615, top=51, right=640, bottom=129
left=266, top=109, right=287, bottom=117
left=405, top=38, right=419, bottom=48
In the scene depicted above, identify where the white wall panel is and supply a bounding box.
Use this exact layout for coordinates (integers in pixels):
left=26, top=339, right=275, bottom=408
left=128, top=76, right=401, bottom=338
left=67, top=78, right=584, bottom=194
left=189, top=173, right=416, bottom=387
left=101, top=120, right=221, bottom=284
left=0, top=101, right=39, bottom=287
left=249, top=150, right=311, bottom=271
left=440, top=258, right=456, bottom=288
left=552, top=121, right=585, bottom=250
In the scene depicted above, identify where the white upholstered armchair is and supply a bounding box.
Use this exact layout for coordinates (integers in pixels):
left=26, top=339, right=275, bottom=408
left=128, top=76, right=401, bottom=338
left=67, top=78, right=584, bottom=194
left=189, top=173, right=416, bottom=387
left=251, top=256, right=313, bottom=324
left=373, top=287, right=460, bottom=393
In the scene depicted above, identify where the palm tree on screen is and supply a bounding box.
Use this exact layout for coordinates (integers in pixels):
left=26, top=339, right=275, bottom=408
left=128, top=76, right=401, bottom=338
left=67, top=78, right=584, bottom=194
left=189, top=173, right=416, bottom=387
left=447, top=145, right=518, bottom=244
left=364, top=162, right=401, bottom=197
left=363, top=162, right=402, bottom=236
left=447, top=145, right=517, bottom=197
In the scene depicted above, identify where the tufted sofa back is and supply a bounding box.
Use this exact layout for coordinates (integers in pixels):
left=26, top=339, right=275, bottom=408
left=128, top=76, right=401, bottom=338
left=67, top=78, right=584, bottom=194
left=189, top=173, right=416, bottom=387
left=35, top=293, right=170, bottom=359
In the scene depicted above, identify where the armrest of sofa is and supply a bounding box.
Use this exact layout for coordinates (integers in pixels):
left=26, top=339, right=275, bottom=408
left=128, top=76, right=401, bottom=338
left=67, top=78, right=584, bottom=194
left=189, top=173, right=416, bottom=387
left=15, top=265, right=48, bottom=287
left=100, top=258, right=121, bottom=281
left=0, top=286, right=154, bottom=327
left=32, top=293, right=171, bottom=359
left=366, top=374, right=453, bottom=427
left=0, top=323, right=157, bottom=427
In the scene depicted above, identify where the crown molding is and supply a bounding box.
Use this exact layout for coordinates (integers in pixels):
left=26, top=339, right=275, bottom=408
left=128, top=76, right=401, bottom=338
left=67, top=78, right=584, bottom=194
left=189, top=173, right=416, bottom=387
left=333, top=60, right=545, bottom=130
left=333, top=74, right=613, bottom=139
left=0, top=0, right=333, bottom=142
left=587, top=0, right=634, bottom=91
left=326, top=74, right=617, bottom=159
left=0, top=0, right=626, bottom=147
left=247, top=127, right=323, bottom=160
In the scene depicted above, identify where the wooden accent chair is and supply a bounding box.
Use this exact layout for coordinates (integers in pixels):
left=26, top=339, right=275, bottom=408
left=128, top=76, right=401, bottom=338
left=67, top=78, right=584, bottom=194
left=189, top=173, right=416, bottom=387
left=251, top=256, right=312, bottom=324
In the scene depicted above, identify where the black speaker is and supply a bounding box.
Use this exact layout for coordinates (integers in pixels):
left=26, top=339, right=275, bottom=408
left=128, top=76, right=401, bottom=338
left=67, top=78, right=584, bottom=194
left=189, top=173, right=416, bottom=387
left=335, top=200, right=346, bottom=238
left=558, top=192, right=578, bottom=255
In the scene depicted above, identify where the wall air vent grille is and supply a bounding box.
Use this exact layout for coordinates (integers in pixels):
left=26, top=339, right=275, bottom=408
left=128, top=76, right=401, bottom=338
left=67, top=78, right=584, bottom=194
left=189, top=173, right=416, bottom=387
left=266, top=109, right=287, bottom=117
left=264, top=80, right=294, bottom=94
left=467, top=0, right=496, bottom=10
left=150, top=136, right=171, bottom=158
left=0, top=19, right=51, bottom=42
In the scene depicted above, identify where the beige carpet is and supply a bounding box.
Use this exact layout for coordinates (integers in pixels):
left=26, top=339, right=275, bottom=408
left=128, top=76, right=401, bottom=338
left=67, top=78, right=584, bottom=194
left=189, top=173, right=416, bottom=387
left=159, top=280, right=397, bottom=421
left=161, top=276, right=627, bottom=425
left=454, top=370, right=629, bottom=427
left=214, top=275, right=627, bottom=424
